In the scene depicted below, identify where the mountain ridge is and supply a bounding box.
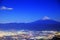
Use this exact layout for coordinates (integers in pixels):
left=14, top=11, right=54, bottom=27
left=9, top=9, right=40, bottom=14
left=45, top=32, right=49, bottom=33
left=0, top=19, right=60, bottom=31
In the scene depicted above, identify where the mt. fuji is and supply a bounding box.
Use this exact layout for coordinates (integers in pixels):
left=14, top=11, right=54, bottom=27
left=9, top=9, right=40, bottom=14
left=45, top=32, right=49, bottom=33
left=0, top=17, right=60, bottom=31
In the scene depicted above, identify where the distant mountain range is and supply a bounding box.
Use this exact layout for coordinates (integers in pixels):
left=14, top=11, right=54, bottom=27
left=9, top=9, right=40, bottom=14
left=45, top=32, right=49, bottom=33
left=0, top=19, right=60, bottom=31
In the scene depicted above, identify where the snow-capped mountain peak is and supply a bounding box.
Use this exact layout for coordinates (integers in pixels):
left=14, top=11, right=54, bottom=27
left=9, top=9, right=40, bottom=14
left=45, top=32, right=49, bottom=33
left=42, top=16, right=50, bottom=20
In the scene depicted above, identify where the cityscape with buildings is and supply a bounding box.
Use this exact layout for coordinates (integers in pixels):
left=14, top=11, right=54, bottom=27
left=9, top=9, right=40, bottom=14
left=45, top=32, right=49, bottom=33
left=0, top=30, right=60, bottom=40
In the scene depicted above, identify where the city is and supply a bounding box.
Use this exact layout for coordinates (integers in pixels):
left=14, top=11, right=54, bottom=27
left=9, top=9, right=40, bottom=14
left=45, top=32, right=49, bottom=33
left=0, top=30, right=60, bottom=40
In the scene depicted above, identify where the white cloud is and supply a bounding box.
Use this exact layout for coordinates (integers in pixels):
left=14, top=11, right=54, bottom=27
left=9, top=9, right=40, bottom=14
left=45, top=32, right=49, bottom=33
left=0, top=6, right=13, bottom=10
left=42, top=16, right=50, bottom=20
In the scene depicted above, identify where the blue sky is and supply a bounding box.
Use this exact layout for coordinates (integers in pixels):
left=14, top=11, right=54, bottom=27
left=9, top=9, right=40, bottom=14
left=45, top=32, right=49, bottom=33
left=0, top=0, right=60, bottom=23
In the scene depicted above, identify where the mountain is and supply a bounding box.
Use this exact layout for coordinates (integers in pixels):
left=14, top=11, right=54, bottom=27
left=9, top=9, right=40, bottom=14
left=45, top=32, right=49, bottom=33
left=29, top=20, right=60, bottom=31
left=0, top=19, right=60, bottom=31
